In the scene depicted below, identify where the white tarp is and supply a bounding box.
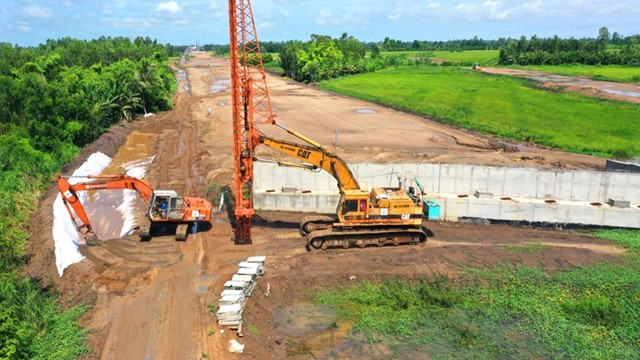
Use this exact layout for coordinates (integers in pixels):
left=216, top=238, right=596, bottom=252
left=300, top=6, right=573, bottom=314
left=52, top=152, right=154, bottom=276
left=118, top=156, right=154, bottom=237
left=52, top=152, right=111, bottom=276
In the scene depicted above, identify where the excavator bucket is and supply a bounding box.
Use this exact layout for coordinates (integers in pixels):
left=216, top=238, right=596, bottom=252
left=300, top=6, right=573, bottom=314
left=84, top=232, right=101, bottom=246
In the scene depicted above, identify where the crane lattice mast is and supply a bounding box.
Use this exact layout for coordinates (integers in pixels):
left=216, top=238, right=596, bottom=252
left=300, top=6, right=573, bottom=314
left=228, top=0, right=275, bottom=244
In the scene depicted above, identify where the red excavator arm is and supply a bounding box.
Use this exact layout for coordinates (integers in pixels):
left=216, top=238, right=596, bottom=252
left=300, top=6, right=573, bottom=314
left=57, top=174, right=155, bottom=242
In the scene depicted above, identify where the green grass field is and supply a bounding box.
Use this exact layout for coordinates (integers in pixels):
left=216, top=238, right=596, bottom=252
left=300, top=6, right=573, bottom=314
left=319, top=66, right=640, bottom=158
left=380, top=50, right=500, bottom=66
left=314, top=230, right=640, bottom=359
left=514, top=64, right=640, bottom=82
left=378, top=50, right=639, bottom=82
left=432, top=50, right=500, bottom=65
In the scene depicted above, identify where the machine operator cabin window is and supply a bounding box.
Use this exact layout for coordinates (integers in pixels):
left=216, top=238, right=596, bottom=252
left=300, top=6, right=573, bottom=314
left=343, top=200, right=358, bottom=214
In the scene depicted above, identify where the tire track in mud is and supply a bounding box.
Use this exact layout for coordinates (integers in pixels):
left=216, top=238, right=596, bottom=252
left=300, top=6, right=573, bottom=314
left=83, top=55, right=227, bottom=360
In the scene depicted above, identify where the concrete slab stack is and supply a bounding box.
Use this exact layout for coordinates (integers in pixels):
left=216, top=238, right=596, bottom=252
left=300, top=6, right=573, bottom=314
left=216, top=256, right=267, bottom=330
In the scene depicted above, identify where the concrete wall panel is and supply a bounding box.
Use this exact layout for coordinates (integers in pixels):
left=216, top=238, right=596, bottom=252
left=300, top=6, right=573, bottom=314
left=253, top=162, right=640, bottom=229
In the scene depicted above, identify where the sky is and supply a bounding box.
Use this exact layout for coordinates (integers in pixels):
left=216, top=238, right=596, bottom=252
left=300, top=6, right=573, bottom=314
left=1, top=0, right=639, bottom=47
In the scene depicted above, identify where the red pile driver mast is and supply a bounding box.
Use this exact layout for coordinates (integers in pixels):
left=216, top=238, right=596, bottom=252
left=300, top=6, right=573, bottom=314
left=228, top=0, right=275, bottom=244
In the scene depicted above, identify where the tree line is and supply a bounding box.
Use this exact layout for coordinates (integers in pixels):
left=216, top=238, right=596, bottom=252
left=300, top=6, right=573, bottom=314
left=0, top=36, right=178, bottom=359
left=499, top=28, right=640, bottom=66
left=203, top=27, right=639, bottom=84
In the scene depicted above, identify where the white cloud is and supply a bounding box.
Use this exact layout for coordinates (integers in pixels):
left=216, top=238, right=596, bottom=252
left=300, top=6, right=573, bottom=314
left=260, top=21, right=277, bottom=30
left=313, top=8, right=368, bottom=27
left=483, top=1, right=499, bottom=8
left=483, top=0, right=508, bottom=20
left=426, top=2, right=441, bottom=10
left=155, top=1, right=181, bottom=14
left=23, top=5, right=53, bottom=19
left=279, top=9, right=290, bottom=17
left=19, top=25, right=31, bottom=33
left=315, top=9, right=332, bottom=25
left=456, top=3, right=477, bottom=15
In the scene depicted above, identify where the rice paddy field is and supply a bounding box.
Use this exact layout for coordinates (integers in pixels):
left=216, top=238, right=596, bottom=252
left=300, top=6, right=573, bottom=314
left=319, top=65, right=640, bottom=159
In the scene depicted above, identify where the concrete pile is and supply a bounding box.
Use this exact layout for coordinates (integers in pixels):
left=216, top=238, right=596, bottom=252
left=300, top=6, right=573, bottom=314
left=216, top=256, right=266, bottom=329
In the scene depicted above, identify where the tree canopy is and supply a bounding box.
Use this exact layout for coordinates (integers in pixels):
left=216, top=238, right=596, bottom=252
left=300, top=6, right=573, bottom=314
left=0, top=36, right=179, bottom=360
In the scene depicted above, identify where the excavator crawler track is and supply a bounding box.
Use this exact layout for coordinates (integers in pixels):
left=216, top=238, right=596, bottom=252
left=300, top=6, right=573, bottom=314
left=306, top=227, right=427, bottom=250
left=138, top=225, right=151, bottom=241
left=300, top=215, right=336, bottom=236
left=175, top=224, right=189, bottom=241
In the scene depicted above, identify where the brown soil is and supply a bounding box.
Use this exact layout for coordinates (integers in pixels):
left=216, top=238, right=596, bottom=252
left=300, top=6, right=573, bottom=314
left=482, top=67, right=640, bottom=104
left=26, top=53, right=623, bottom=359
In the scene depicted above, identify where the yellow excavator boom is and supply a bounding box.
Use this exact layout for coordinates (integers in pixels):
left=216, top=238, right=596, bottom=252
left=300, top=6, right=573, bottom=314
left=259, top=135, right=360, bottom=192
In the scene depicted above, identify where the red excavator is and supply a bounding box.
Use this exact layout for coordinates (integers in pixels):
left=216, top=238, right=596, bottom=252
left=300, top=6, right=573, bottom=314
left=57, top=174, right=212, bottom=245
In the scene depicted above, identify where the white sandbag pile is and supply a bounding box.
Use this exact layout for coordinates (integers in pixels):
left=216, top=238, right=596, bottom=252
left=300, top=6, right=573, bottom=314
left=216, top=256, right=266, bottom=328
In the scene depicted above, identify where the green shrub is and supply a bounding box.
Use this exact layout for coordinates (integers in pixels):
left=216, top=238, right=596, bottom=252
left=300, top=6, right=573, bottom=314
left=562, top=293, right=623, bottom=326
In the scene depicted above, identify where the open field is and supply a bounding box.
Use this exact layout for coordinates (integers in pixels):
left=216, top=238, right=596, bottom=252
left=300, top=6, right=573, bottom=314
left=380, top=50, right=639, bottom=82
left=432, top=50, right=500, bottom=65
left=380, top=50, right=500, bottom=65
left=320, top=65, right=640, bottom=158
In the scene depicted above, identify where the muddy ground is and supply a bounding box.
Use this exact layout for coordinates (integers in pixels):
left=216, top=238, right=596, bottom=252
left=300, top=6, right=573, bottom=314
left=26, top=53, right=625, bottom=359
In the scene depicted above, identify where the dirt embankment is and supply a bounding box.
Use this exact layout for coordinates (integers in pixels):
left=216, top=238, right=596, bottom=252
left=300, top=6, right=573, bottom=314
left=26, top=53, right=621, bottom=359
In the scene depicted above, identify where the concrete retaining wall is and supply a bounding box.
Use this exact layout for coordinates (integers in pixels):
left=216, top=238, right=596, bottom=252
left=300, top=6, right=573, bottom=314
left=253, top=162, right=640, bottom=229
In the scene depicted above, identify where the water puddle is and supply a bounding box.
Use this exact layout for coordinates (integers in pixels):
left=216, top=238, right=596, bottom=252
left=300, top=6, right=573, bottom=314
left=87, top=132, right=156, bottom=240
left=177, top=69, right=191, bottom=97
left=210, top=78, right=231, bottom=94
left=274, top=303, right=337, bottom=336
left=355, top=108, right=377, bottom=114
left=274, top=303, right=355, bottom=358
left=530, top=75, right=552, bottom=82
left=602, top=89, right=640, bottom=98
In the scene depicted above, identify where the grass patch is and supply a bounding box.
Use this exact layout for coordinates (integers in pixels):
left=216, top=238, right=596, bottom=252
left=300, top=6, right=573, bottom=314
left=314, top=230, right=640, bottom=358
left=319, top=66, right=640, bottom=159
left=593, top=229, right=640, bottom=252
left=315, top=267, right=639, bottom=358
left=247, top=324, right=260, bottom=335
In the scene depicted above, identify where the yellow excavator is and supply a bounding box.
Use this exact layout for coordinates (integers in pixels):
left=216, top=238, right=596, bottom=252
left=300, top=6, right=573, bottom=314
left=256, top=125, right=428, bottom=250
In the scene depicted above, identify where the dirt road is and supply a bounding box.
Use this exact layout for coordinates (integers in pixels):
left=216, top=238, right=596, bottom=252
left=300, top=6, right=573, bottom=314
left=26, top=53, right=622, bottom=359
left=482, top=67, right=640, bottom=104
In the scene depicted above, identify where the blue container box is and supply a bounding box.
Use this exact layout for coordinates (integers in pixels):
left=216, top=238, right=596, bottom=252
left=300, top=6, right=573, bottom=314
left=425, top=200, right=441, bottom=220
